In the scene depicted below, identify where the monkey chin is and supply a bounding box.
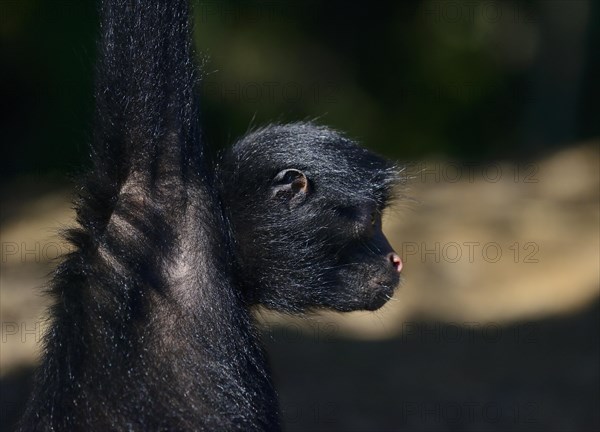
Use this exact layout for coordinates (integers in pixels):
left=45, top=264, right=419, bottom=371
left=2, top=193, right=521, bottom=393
left=363, top=279, right=400, bottom=311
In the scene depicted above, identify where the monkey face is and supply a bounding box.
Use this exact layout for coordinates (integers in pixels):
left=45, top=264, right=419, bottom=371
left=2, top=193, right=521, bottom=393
left=324, top=205, right=402, bottom=311
left=229, top=183, right=402, bottom=312
left=220, top=122, right=402, bottom=313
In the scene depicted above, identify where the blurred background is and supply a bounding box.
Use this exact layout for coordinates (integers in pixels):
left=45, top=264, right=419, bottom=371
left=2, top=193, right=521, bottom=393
left=1, top=0, right=598, bottom=431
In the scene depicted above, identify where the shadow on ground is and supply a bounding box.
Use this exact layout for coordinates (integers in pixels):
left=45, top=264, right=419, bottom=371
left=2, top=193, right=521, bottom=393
left=263, top=299, right=599, bottom=432
left=2, top=300, right=598, bottom=432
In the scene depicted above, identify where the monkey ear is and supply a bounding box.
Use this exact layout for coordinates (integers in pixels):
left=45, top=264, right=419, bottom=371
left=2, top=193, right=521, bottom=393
left=271, top=169, right=310, bottom=202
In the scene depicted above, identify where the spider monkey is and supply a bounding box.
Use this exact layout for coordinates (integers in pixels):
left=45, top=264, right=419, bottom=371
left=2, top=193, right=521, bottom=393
left=19, top=0, right=402, bottom=430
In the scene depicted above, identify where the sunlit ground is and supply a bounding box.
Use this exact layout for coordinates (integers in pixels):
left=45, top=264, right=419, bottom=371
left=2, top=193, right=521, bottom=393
left=1, top=142, right=598, bottom=431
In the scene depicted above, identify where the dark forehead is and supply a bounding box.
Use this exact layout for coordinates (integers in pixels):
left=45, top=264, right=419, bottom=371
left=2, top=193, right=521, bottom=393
left=232, top=123, right=391, bottom=174
left=229, top=122, right=398, bottom=206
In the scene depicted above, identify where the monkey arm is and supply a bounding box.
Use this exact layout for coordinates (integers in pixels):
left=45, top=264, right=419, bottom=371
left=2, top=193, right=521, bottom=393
left=20, top=1, right=280, bottom=429
left=93, top=0, right=202, bottom=187
left=79, top=0, right=214, bottom=293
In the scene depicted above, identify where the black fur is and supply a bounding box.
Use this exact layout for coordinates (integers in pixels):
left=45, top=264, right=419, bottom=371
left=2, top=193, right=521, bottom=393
left=19, top=0, right=401, bottom=431
left=219, top=123, right=401, bottom=313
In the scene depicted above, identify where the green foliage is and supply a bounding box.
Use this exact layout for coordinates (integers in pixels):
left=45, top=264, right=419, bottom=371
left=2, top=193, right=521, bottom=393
left=2, top=0, right=596, bottom=179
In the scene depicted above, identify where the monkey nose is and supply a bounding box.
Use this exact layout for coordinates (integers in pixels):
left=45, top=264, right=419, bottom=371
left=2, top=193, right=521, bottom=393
left=388, top=253, right=403, bottom=273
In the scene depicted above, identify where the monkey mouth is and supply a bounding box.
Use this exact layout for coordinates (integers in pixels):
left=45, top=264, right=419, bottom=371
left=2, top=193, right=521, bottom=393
left=375, top=273, right=400, bottom=292
left=364, top=279, right=398, bottom=310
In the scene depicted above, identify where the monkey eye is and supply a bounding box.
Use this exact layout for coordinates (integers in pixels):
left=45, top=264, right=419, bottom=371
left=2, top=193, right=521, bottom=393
left=370, top=211, right=377, bottom=226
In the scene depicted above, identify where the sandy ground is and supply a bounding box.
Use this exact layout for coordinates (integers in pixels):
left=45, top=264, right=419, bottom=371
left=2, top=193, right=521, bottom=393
left=1, top=142, right=598, bottom=431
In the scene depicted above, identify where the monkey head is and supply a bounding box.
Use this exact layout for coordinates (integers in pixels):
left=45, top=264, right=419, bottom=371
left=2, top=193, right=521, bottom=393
left=219, top=122, right=402, bottom=313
